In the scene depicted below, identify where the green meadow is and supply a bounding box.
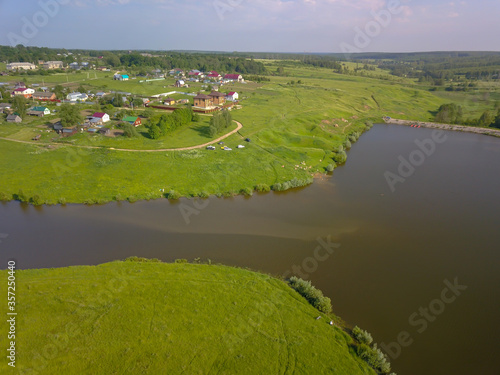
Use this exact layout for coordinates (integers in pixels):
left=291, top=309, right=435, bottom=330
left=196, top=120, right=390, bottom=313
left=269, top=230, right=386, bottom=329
left=1, top=62, right=498, bottom=203
left=0, top=261, right=376, bottom=375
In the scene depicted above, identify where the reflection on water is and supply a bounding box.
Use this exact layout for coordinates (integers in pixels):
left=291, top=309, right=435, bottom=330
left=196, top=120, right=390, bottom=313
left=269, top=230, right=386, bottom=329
left=1, top=125, right=499, bottom=375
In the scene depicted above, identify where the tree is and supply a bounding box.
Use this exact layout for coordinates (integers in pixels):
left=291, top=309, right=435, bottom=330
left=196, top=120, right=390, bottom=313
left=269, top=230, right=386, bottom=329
left=53, top=85, right=64, bottom=99
left=492, top=111, right=500, bottom=129
left=122, top=123, right=139, bottom=138
left=59, top=104, right=83, bottom=127
left=435, top=103, right=463, bottom=124
left=12, top=96, right=27, bottom=118
left=477, top=110, right=495, bottom=127
left=148, top=124, right=161, bottom=139
left=77, top=85, right=86, bottom=94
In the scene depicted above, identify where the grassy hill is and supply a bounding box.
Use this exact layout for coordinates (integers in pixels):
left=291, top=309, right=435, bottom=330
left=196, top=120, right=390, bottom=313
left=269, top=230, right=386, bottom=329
left=0, top=260, right=376, bottom=374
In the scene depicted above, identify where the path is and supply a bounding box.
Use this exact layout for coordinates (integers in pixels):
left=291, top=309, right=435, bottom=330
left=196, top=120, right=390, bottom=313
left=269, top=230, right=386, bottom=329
left=384, top=118, right=500, bottom=137
left=0, top=121, right=243, bottom=153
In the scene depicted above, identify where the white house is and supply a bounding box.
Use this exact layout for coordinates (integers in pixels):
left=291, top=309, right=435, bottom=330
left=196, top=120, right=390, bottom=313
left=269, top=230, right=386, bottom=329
left=67, top=92, right=88, bottom=102
left=91, top=112, right=110, bottom=123
left=114, top=74, right=129, bottom=81
left=7, top=62, right=36, bottom=71
left=225, top=92, right=239, bottom=101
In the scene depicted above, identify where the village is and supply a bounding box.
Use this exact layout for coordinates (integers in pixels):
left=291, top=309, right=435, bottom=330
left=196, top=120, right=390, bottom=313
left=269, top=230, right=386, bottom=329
left=1, top=61, right=244, bottom=141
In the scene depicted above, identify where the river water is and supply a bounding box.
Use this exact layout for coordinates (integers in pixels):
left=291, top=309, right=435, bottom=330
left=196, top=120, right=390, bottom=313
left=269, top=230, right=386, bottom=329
left=1, top=124, right=499, bottom=374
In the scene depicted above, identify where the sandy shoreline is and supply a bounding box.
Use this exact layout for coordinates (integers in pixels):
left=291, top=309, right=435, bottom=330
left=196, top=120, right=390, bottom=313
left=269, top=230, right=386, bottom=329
left=383, top=118, right=500, bottom=138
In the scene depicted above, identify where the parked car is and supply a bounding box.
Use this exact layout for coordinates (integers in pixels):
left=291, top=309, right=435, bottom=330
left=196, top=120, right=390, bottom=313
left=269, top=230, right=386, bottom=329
left=237, top=145, right=245, bottom=149
left=218, top=141, right=224, bottom=145
left=223, top=147, right=232, bottom=151
left=245, top=138, right=251, bottom=142
left=206, top=146, right=215, bottom=150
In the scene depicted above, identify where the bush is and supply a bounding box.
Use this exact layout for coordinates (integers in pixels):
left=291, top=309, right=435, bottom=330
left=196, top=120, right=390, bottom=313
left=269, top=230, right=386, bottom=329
left=352, top=326, right=373, bottom=345
left=333, top=151, right=347, bottom=164
left=288, top=276, right=332, bottom=314
left=255, top=184, right=271, bottom=193
left=167, top=190, right=181, bottom=200
left=198, top=191, right=210, bottom=199
left=356, top=343, right=392, bottom=374
left=365, top=121, right=374, bottom=128
left=326, top=164, right=335, bottom=173
left=14, top=189, right=27, bottom=203
left=241, top=187, right=253, bottom=197
left=58, top=197, right=67, bottom=206
left=344, top=140, right=352, bottom=149
left=30, top=195, right=43, bottom=206
left=0, top=192, right=9, bottom=201
left=125, top=257, right=162, bottom=263
left=175, top=259, right=188, bottom=264
left=127, top=196, right=138, bottom=203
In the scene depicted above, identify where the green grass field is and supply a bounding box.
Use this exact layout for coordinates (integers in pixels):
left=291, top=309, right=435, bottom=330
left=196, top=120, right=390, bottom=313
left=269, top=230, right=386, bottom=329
left=0, top=261, right=376, bottom=375
left=1, top=62, right=499, bottom=203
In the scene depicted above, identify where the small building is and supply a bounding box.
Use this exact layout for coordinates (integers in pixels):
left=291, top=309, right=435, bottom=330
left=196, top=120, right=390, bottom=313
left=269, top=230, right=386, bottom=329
left=42, top=61, right=64, bottom=70
left=12, top=88, right=35, bottom=98
left=69, top=62, right=80, bottom=70
left=224, top=74, right=244, bottom=82
left=33, top=92, right=57, bottom=101
left=0, top=103, right=12, bottom=112
left=6, top=114, right=22, bottom=123
left=114, top=74, right=129, bottom=81
left=175, top=80, right=185, bottom=88
left=208, top=71, right=221, bottom=80
left=209, top=91, right=226, bottom=106
left=177, top=99, right=189, bottom=105
left=28, top=106, right=51, bottom=117
left=164, top=98, right=176, bottom=105
left=7, top=62, right=36, bottom=71
left=98, top=128, right=111, bottom=136
left=66, top=92, right=88, bottom=102
left=95, top=91, right=107, bottom=99
left=123, top=116, right=142, bottom=127
left=92, top=112, right=110, bottom=123
left=193, top=93, right=213, bottom=109
left=62, top=127, right=77, bottom=137
left=226, top=92, right=239, bottom=101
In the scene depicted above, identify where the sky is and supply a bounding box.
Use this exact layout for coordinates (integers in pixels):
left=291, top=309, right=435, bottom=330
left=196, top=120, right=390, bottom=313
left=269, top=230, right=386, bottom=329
left=0, top=0, right=499, bottom=53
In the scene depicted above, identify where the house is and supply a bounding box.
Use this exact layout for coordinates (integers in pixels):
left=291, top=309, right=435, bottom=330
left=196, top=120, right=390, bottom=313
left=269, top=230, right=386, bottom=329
left=33, top=92, right=57, bottom=101
left=11, top=88, right=35, bottom=98
left=66, top=92, right=88, bottom=102
left=226, top=92, right=239, bottom=101
left=6, top=114, right=22, bottom=123
left=95, top=91, right=107, bottom=99
left=208, top=71, right=221, bottom=80
left=114, top=74, right=129, bottom=81
left=0, top=103, right=12, bottom=112
left=193, top=93, right=213, bottom=109
left=7, top=62, right=36, bottom=71
left=224, top=74, right=244, bottom=82
left=123, top=116, right=142, bottom=127
left=69, top=62, right=80, bottom=70
left=209, top=91, right=226, bottom=106
left=28, top=106, right=51, bottom=117
left=177, top=99, right=189, bottom=105
left=42, top=61, right=64, bottom=70
left=175, top=80, right=185, bottom=88
left=164, top=98, right=176, bottom=105
left=92, top=112, right=110, bottom=123
left=81, top=62, right=90, bottom=68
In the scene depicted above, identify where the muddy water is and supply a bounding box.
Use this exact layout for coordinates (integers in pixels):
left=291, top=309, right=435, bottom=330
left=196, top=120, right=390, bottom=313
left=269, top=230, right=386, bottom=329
left=1, top=124, right=499, bottom=374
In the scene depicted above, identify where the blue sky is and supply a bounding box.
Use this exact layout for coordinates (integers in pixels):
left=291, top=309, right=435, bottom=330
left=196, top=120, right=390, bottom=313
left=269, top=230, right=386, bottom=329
left=0, top=0, right=499, bottom=52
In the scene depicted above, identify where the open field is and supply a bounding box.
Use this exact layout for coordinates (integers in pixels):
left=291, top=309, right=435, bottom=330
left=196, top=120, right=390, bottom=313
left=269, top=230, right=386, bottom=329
left=1, top=62, right=499, bottom=203
left=0, top=261, right=376, bottom=375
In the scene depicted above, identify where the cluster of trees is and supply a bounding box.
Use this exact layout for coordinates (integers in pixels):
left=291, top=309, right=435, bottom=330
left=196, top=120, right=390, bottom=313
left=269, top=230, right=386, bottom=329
left=59, top=104, right=83, bottom=126
left=435, top=103, right=500, bottom=128
left=208, top=110, right=232, bottom=137
left=351, top=326, right=394, bottom=374
left=287, top=276, right=332, bottom=314
left=147, top=107, right=195, bottom=139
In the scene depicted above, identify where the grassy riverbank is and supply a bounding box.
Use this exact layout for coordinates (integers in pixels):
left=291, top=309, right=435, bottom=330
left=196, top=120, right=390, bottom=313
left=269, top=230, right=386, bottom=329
left=0, top=260, right=377, bottom=374
left=1, top=62, right=498, bottom=203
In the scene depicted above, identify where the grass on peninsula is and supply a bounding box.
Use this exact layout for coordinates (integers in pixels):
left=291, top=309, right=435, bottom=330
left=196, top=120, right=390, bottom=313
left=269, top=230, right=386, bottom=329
left=1, top=62, right=498, bottom=204
left=0, top=260, right=376, bottom=375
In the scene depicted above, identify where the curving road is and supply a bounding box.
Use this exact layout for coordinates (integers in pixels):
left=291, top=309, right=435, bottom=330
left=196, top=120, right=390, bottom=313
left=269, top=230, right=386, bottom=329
left=0, top=121, right=243, bottom=153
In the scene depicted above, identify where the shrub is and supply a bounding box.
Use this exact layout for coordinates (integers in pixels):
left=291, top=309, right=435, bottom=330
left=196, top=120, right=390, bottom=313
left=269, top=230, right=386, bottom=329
left=326, top=164, right=335, bottom=173
left=255, top=184, right=271, bottom=193
left=288, top=276, right=332, bottom=314
left=198, top=191, right=210, bottom=199
left=356, top=343, right=392, bottom=374
left=167, top=190, right=181, bottom=200
left=344, top=140, right=352, bottom=149
left=127, top=196, right=138, bottom=203
left=333, top=151, right=347, bottom=164
left=175, top=259, right=188, bottom=264
left=14, top=189, right=27, bottom=203
left=125, top=257, right=161, bottom=263
left=30, top=195, right=43, bottom=206
left=365, top=121, right=374, bottom=128
left=0, top=192, right=9, bottom=201
left=241, top=187, right=253, bottom=197
left=352, top=326, right=373, bottom=345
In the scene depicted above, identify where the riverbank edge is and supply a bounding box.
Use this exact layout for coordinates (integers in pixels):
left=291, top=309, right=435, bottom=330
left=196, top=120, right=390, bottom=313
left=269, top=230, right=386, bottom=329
left=383, top=117, right=500, bottom=137
left=0, top=120, right=374, bottom=206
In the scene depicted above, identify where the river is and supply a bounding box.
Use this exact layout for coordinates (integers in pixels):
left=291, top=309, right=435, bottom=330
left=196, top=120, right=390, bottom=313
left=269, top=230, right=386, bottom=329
left=1, top=124, right=499, bottom=374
